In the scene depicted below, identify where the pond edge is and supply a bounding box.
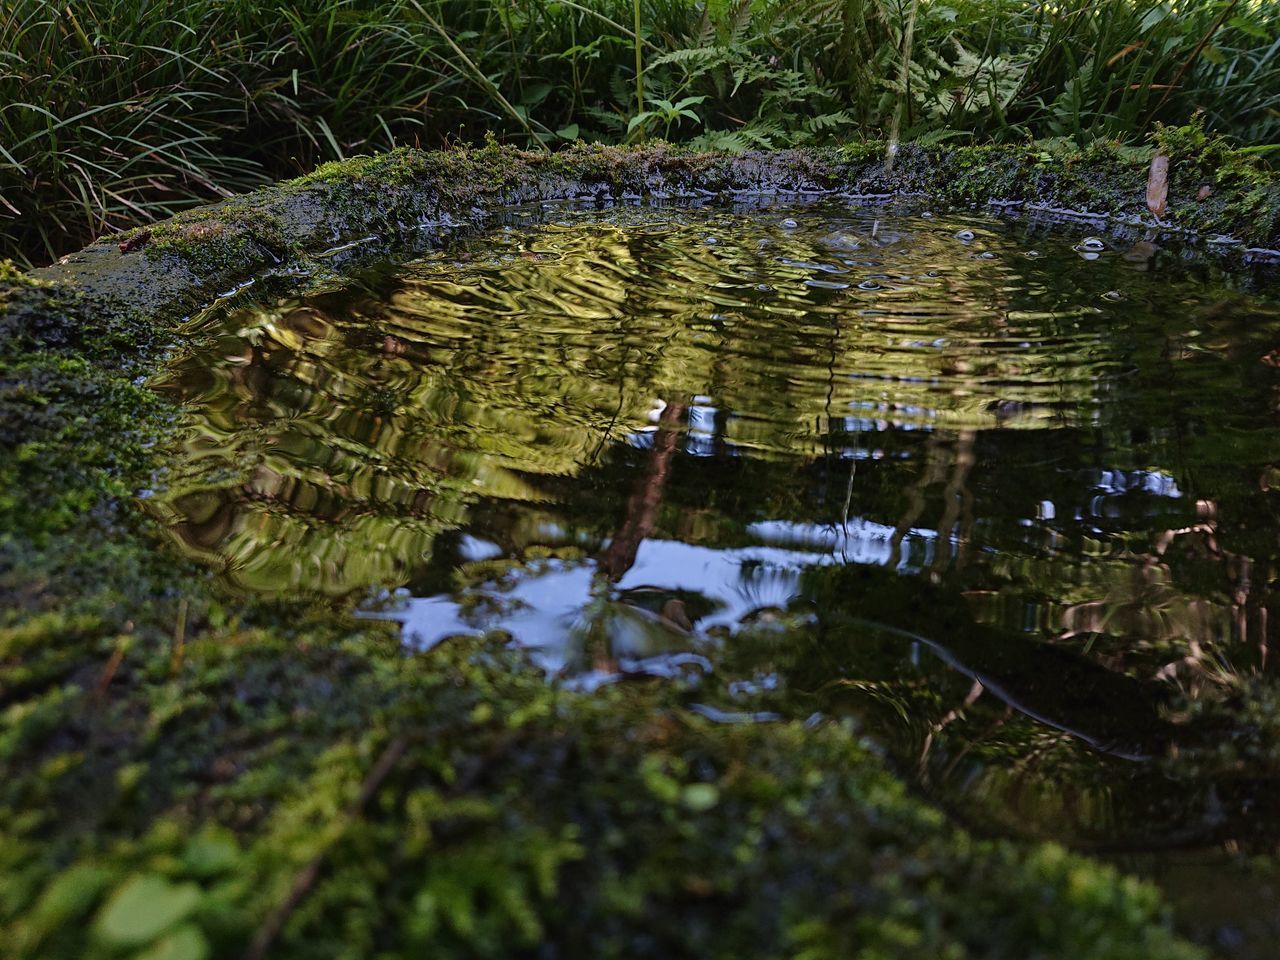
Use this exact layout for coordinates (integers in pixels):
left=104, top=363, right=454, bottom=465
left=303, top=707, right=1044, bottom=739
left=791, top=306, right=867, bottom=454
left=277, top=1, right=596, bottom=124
left=5, top=137, right=1280, bottom=367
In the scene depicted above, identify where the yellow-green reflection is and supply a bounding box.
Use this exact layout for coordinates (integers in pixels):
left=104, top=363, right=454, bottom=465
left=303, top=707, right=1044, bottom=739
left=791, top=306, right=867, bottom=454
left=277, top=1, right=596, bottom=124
left=149, top=208, right=1137, bottom=595
left=145, top=204, right=1280, bottom=692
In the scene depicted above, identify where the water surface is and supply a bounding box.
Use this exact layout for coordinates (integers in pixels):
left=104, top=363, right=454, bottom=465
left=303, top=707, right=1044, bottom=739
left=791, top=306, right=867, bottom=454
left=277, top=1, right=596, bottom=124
left=149, top=205, right=1280, bottom=953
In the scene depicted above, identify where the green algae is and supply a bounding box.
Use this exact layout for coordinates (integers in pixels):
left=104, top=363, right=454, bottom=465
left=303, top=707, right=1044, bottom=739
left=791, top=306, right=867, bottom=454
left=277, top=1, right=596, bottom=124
left=9, top=136, right=1280, bottom=958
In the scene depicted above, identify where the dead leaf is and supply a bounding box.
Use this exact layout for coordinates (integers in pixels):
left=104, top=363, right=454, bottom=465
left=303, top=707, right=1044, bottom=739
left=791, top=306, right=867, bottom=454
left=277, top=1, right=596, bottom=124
left=1146, top=154, right=1169, bottom=217
left=118, top=229, right=151, bottom=254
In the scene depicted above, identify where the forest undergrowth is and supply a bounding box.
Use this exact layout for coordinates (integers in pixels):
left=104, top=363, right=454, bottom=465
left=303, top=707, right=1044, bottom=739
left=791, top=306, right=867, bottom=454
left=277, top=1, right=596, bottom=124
left=3, top=0, right=1279, bottom=264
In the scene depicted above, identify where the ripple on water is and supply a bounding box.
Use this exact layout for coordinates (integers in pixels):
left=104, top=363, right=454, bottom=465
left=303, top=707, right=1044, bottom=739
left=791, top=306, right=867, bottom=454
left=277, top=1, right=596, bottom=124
left=146, top=206, right=1280, bottom=912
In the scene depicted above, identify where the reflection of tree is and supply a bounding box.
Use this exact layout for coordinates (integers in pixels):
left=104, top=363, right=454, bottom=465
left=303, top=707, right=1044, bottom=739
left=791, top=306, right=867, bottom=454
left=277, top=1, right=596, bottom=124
left=598, top=401, right=685, bottom=582
left=1045, top=495, right=1276, bottom=704
left=572, top=400, right=691, bottom=674
left=154, top=213, right=1084, bottom=596
left=887, top=430, right=976, bottom=575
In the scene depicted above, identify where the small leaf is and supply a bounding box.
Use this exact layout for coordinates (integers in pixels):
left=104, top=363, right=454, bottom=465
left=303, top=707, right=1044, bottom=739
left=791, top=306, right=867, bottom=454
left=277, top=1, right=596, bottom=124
left=1138, top=5, right=1169, bottom=32
left=1229, top=16, right=1270, bottom=40
left=520, top=82, right=553, bottom=108
left=183, top=829, right=240, bottom=877
left=19, top=865, right=110, bottom=952
left=681, top=783, right=720, bottom=812
left=556, top=124, right=579, bottom=140
left=138, top=924, right=210, bottom=960
left=672, top=95, right=707, bottom=111
left=94, top=874, right=200, bottom=947
left=1201, top=44, right=1228, bottom=67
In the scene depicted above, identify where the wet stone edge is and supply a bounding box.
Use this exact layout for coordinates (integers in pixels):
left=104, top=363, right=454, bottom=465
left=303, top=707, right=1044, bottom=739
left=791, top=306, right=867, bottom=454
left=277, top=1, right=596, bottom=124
left=4, top=139, right=1280, bottom=371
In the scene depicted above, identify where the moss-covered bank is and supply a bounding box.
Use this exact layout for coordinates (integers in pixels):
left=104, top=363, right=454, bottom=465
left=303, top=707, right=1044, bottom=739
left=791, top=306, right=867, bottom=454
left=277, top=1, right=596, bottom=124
left=6, top=136, right=1269, bottom=958
left=8, top=129, right=1280, bottom=364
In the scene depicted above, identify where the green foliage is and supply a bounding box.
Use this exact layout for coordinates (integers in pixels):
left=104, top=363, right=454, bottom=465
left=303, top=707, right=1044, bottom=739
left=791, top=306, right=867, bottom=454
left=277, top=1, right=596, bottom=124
left=3, top=0, right=1280, bottom=264
left=0, top=356, right=165, bottom=543
left=93, top=875, right=203, bottom=949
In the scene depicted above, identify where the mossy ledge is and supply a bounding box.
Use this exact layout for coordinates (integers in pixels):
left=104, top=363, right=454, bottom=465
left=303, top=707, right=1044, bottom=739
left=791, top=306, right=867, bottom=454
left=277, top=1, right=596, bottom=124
left=1, top=138, right=1260, bottom=960
left=7, top=135, right=1280, bottom=364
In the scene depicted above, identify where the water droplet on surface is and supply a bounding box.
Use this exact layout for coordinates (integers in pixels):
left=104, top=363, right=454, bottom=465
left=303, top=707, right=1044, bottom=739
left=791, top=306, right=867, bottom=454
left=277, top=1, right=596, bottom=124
left=781, top=218, right=798, bottom=229
left=1076, top=237, right=1106, bottom=252
left=1102, top=290, right=1123, bottom=302
left=955, top=229, right=976, bottom=242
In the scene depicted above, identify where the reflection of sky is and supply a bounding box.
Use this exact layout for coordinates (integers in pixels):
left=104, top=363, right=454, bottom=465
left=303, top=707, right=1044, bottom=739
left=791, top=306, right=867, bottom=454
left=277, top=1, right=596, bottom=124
left=1090, top=468, right=1182, bottom=499
left=390, top=516, right=940, bottom=674
left=1017, top=470, right=1184, bottom=529
left=387, top=460, right=1189, bottom=676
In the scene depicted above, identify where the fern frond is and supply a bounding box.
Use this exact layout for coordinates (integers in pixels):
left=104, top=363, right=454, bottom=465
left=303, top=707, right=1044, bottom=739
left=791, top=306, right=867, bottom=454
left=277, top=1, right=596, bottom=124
left=690, top=128, right=752, bottom=152
left=650, top=46, right=729, bottom=69
left=805, top=110, right=855, bottom=133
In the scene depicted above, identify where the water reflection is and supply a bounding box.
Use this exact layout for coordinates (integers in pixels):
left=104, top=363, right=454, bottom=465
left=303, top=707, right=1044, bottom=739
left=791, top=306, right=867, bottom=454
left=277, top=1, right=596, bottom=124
left=149, top=206, right=1280, bottom=940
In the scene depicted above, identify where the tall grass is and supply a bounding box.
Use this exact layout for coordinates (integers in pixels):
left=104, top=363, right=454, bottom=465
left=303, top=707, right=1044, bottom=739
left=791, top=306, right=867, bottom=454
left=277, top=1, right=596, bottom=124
left=2, top=0, right=1278, bottom=265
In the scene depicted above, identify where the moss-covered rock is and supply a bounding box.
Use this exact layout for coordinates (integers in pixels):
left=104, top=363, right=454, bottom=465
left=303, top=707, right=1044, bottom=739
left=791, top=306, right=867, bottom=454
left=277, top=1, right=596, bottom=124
left=1, top=613, right=1204, bottom=960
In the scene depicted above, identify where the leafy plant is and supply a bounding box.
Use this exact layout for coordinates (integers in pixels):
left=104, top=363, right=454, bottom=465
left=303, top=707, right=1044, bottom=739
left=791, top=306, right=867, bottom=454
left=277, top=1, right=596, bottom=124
left=628, top=95, right=706, bottom=139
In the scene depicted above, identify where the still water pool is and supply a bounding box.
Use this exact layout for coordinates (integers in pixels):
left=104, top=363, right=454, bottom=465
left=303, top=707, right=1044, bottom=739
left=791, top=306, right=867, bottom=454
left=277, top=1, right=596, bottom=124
left=149, top=205, right=1280, bottom=952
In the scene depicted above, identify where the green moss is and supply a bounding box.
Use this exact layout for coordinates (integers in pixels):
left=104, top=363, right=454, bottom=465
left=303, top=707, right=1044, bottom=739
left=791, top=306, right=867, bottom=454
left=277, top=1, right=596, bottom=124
left=0, top=608, right=1204, bottom=960
left=138, top=209, right=291, bottom=273
left=0, top=354, right=168, bottom=540
left=0, top=261, right=53, bottom=290
left=293, top=147, right=434, bottom=188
